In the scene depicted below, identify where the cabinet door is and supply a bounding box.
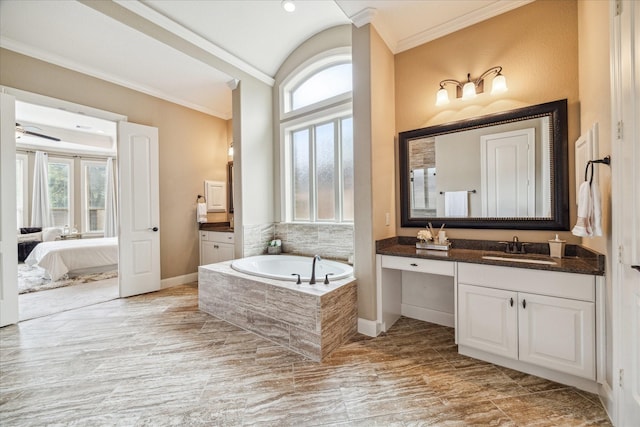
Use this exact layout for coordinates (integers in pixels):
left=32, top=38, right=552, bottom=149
left=458, top=284, right=518, bottom=359
left=200, top=240, right=217, bottom=265
left=217, top=243, right=235, bottom=262
left=518, top=293, right=595, bottom=379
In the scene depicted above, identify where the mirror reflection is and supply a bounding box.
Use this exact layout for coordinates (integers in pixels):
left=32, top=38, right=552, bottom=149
left=409, top=116, right=551, bottom=218
left=399, top=99, right=569, bottom=230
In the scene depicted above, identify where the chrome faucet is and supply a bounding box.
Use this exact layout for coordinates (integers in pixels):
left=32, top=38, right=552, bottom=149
left=309, top=255, right=322, bottom=285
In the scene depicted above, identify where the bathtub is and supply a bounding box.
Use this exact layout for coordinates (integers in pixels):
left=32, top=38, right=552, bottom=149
left=231, top=254, right=353, bottom=282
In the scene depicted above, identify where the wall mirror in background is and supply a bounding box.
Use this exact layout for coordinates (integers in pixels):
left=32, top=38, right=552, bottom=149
left=227, top=161, right=234, bottom=214
left=399, top=99, right=569, bottom=230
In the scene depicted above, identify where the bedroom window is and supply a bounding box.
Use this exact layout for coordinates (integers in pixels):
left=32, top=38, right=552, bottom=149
left=280, top=50, right=353, bottom=223
left=48, top=157, right=74, bottom=229
left=16, top=153, right=28, bottom=228
left=81, top=160, right=107, bottom=233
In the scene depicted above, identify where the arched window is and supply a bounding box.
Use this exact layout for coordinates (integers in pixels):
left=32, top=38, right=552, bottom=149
left=289, top=62, right=352, bottom=112
left=280, top=51, right=353, bottom=223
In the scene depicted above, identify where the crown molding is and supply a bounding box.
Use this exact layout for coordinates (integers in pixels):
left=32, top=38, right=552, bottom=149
left=350, top=7, right=378, bottom=28
left=394, top=0, right=535, bottom=53
left=0, top=38, right=232, bottom=120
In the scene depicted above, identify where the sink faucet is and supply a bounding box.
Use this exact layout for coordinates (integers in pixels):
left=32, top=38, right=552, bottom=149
left=309, top=255, right=322, bottom=285
left=499, top=236, right=529, bottom=254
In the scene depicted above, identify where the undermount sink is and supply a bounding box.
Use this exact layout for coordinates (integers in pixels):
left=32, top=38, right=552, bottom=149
left=482, top=255, right=558, bottom=265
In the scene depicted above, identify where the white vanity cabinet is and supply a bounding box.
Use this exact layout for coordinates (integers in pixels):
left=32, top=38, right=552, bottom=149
left=200, top=231, right=234, bottom=265
left=457, top=263, right=596, bottom=380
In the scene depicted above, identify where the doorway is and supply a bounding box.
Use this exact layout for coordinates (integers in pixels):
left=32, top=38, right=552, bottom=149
left=1, top=87, right=161, bottom=325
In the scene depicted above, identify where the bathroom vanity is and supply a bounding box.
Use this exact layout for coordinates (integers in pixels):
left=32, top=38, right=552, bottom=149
left=376, top=237, right=605, bottom=392
left=199, top=222, right=235, bottom=265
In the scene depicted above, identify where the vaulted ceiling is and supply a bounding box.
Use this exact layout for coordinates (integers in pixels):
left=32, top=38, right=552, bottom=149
left=0, top=0, right=532, bottom=120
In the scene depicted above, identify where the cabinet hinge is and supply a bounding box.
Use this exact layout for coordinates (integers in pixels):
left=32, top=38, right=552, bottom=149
left=615, top=0, right=622, bottom=16
left=619, top=368, right=624, bottom=387
left=617, top=120, right=623, bottom=139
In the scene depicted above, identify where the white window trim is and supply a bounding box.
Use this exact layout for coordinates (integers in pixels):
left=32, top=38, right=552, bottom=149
left=80, top=159, right=107, bottom=235
left=280, top=103, right=353, bottom=223
left=48, top=156, right=74, bottom=230
left=16, top=153, right=28, bottom=228
left=279, top=47, right=352, bottom=119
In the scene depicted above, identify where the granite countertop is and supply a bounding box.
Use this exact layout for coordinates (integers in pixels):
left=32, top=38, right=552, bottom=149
left=199, top=222, right=234, bottom=232
left=376, top=237, right=605, bottom=276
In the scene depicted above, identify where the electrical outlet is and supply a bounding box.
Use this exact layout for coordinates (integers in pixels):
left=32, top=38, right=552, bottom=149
left=385, top=212, right=390, bottom=226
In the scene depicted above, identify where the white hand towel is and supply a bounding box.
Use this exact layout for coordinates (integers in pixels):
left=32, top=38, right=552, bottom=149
left=591, top=181, right=602, bottom=237
left=197, top=202, right=208, bottom=223
left=444, top=191, right=468, bottom=217
left=572, top=181, right=594, bottom=237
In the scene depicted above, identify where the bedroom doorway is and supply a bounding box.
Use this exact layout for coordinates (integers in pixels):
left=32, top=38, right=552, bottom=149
left=1, top=87, right=161, bottom=325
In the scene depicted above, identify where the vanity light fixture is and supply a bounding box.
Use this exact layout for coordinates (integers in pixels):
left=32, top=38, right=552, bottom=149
left=281, top=0, right=295, bottom=12
left=435, top=66, right=507, bottom=106
left=228, top=141, right=234, bottom=157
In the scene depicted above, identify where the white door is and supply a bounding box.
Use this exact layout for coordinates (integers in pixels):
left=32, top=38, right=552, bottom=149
left=612, top=1, right=640, bottom=424
left=118, top=122, right=160, bottom=297
left=0, top=93, right=19, bottom=327
left=458, top=284, right=518, bottom=359
left=518, top=292, right=595, bottom=379
left=481, top=128, right=535, bottom=217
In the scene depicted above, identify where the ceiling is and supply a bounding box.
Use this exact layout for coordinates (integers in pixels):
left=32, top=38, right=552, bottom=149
left=0, top=0, right=532, bottom=122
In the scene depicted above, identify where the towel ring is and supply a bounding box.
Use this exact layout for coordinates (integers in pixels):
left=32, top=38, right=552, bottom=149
left=584, top=156, right=611, bottom=185
left=197, top=194, right=205, bottom=202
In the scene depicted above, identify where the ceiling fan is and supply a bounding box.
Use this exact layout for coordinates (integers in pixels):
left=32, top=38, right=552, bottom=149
left=15, top=122, right=61, bottom=142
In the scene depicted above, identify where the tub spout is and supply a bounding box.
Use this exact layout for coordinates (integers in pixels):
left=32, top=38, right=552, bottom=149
left=309, top=255, right=322, bottom=285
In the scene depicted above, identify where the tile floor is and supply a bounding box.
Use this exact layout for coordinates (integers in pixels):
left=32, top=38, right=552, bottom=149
left=0, top=284, right=612, bottom=426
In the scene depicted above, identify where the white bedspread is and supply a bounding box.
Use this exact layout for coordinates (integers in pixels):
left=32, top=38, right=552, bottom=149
left=25, top=237, right=118, bottom=281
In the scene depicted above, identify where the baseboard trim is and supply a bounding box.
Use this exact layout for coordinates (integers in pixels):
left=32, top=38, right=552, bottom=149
left=161, top=272, right=198, bottom=289
left=401, top=303, right=454, bottom=328
left=357, top=318, right=380, bottom=337
left=598, top=381, right=616, bottom=425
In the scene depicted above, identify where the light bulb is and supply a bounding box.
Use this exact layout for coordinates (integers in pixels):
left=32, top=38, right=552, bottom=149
left=282, top=0, right=295, bottom=12
left=462, top=81, right=477, bottom=100
left=435, top=87, right=450, bottom=106
left=491, top=73, right=508, bottom=95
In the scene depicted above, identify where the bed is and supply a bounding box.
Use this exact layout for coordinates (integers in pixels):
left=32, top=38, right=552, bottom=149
left=25, top=237, right=118, bottom=281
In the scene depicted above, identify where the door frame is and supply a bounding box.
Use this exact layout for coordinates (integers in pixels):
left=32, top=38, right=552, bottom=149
left=1, top=86, right=137, bottom=323
left=610, top=0, right=640, bottom=424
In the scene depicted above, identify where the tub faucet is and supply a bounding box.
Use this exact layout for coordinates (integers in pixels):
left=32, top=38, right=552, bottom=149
left=309, top=255, right=322, bottom=285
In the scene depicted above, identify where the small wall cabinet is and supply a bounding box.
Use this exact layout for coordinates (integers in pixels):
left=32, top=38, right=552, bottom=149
left=457, top=263, right=596, bottom=380
left=200, top=231, right=234, bottom=265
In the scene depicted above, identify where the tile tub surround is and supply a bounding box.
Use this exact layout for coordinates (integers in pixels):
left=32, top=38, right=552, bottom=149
left=198, top=261, right=357, bottom=361
left=274, top=223, right=354, bottom=261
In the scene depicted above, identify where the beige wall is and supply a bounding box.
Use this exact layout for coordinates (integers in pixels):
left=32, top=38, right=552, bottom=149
left=394, top=0, right=580, bottom=243
left=0, top=49, right=230, bottom=280
left=577, top=0, right=613, bottom=387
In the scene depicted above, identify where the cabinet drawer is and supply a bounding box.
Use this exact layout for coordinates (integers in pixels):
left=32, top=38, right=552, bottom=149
left=458, top=263, right=594, bottom=302
left=381, top=255, right=454, bottom=276
left=208, top=232, right=235, bottom=244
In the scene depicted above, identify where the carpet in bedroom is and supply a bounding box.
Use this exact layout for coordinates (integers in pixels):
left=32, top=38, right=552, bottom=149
left=18, top=263, right=118, bottom=294
left=19, top=277, right=120, bottom=321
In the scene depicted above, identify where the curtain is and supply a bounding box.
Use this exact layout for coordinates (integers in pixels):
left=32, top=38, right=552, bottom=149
left=30, top=151, right=52, bottom=228
left=104, top=157, right=117, bottom=237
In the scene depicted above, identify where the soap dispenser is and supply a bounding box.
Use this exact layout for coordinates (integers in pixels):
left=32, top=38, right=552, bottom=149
left=548, top=234, right=566, bottom=258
